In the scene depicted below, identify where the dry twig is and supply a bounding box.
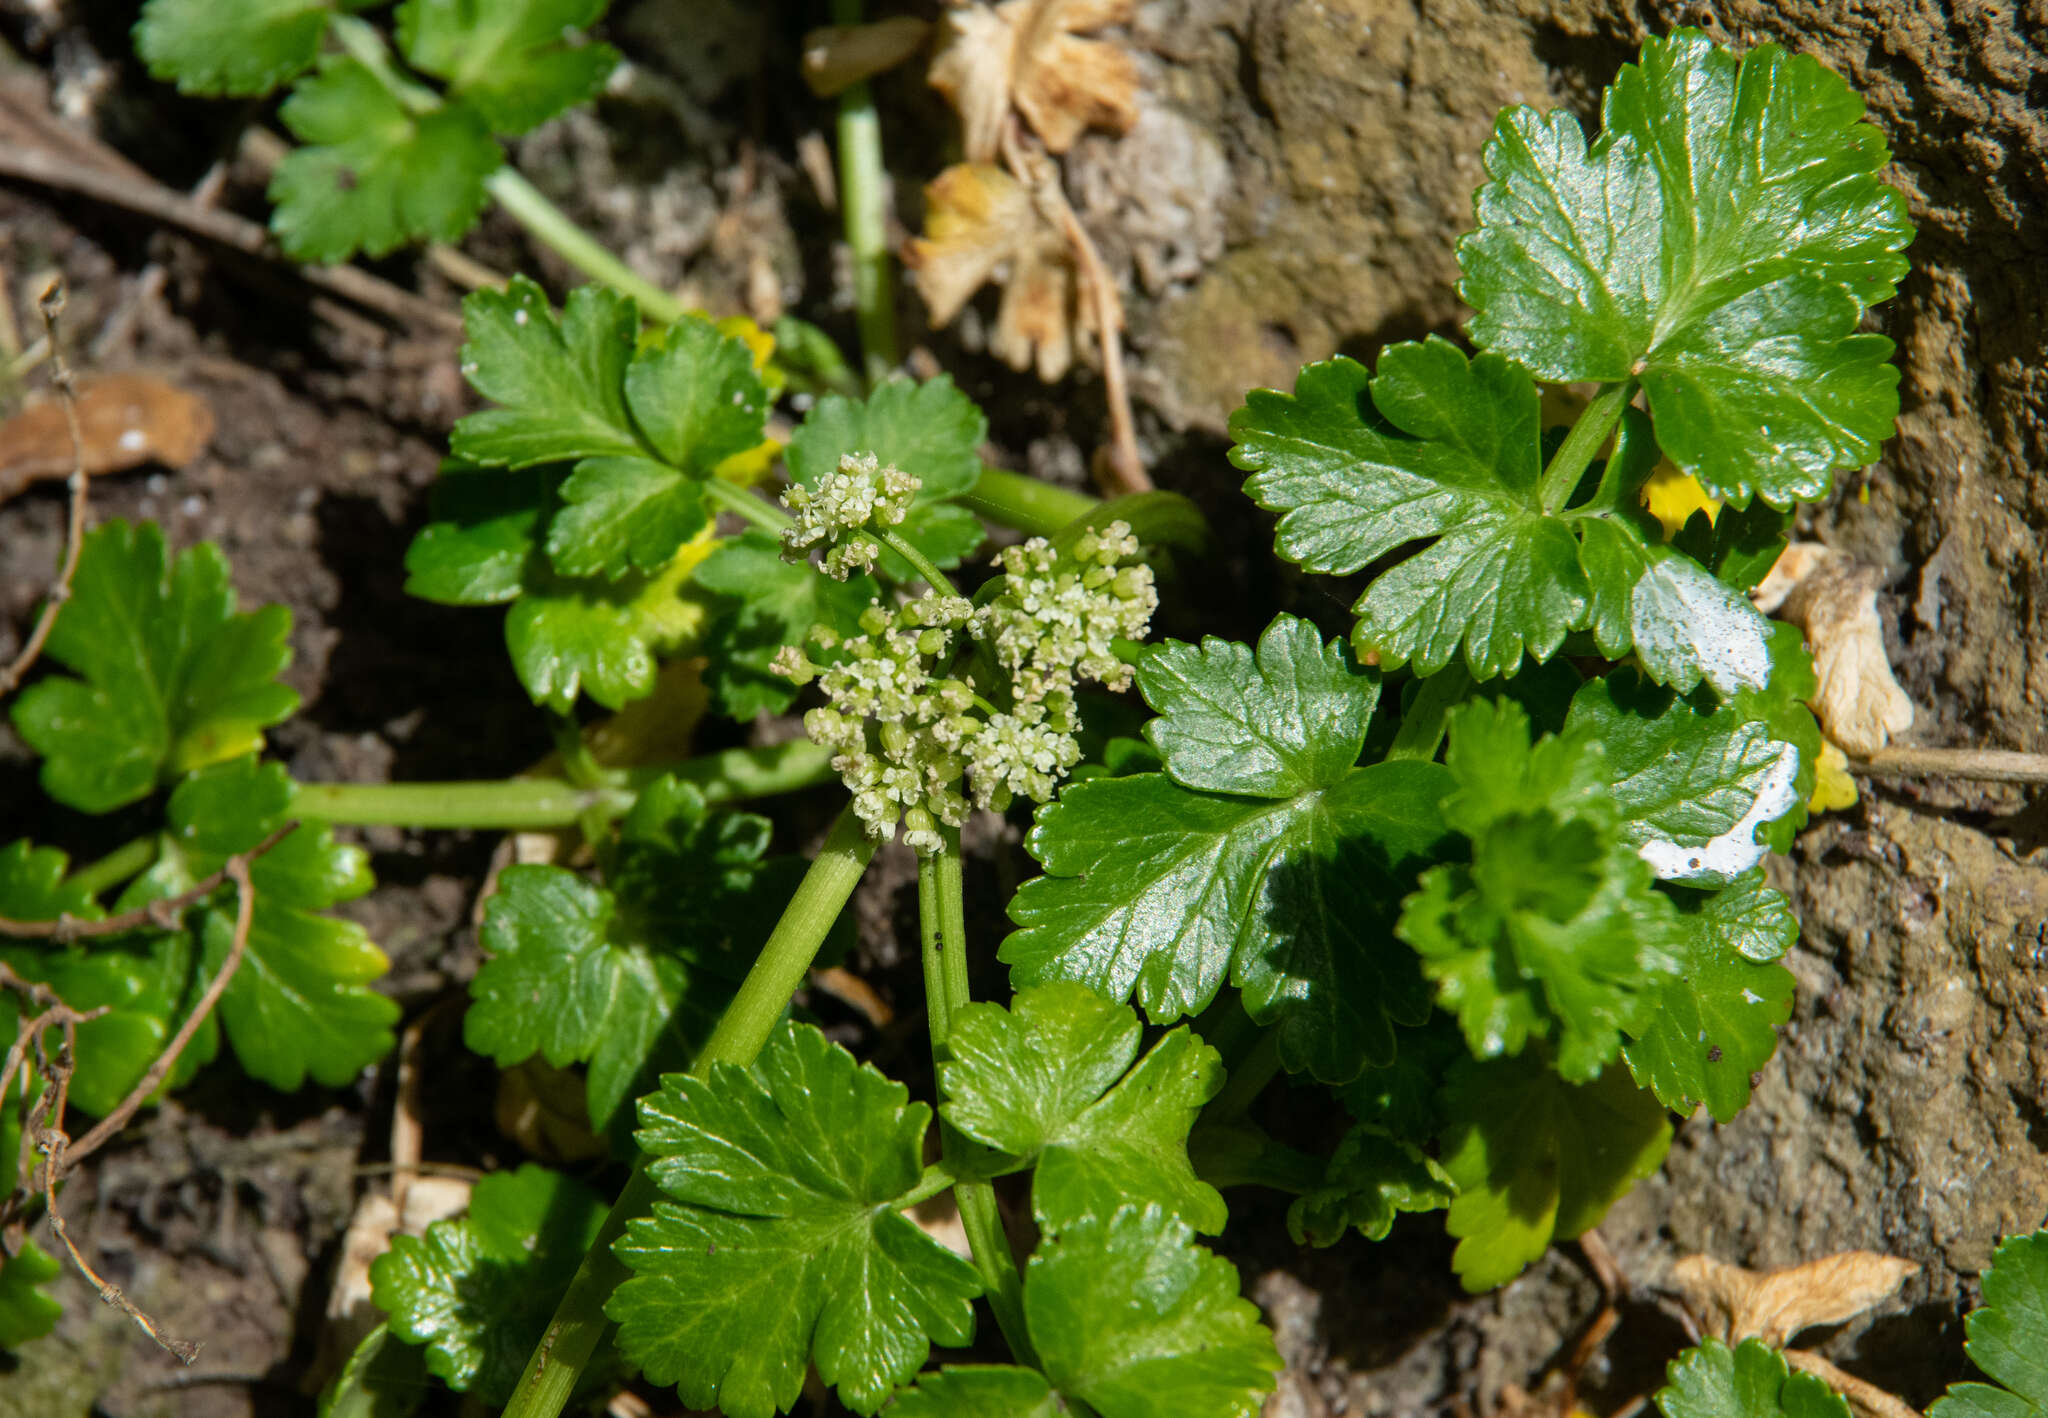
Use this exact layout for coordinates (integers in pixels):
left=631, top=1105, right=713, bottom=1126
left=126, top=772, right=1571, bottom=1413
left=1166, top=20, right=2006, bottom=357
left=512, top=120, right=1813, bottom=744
left=0, top=281, right=89, bottom=698
left=1851, top=746, right=2048, bottom=787
left=1784, top=1350, right=1924, bottom=1418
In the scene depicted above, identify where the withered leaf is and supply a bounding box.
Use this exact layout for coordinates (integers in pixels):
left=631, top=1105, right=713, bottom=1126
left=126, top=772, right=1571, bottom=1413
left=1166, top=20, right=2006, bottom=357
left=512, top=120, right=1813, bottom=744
left=0, top=373, right=216, bottom=500
left=1673, top=1250, right=1920, bottom=1348
left=929, top=0, right=1140, bottom=163
left=801, top=16, right=931, bottom=98
left=1752, top=544, right=1914, bottom=758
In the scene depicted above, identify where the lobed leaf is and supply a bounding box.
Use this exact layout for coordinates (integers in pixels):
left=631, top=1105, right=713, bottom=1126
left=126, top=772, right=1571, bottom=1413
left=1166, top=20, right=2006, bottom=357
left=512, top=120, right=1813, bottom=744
left=270, top=59, right=499, bottom=263
left=693, top=530, right=879, bottom=718
left=1656, top=1339, right=1852, bottom=1418
left=11, top=520, right=298, bottom=813
left=371, top=1165, right=609, bottom=1404
left=1930, top=1230, right=2048, bottom=1418
left=1287, top=1125, right=1456, bottom=1246
left=941, top=982, right=1227, bottom=1233
left=1439, top=1056, right=1671, bottom=1291
left=0, top=1238, right=61, bottom=1350
left=396, top=0, right=617, bottom=135
left=1005, top=616, right=1453, bottom=1083
left=134, top=0, right=338, bottom=96
left=451, top=280, right=642, bottom=469
left=1460, top=29, right=1912, bottom=505
left=610, top=1022, right=982, bottom=1418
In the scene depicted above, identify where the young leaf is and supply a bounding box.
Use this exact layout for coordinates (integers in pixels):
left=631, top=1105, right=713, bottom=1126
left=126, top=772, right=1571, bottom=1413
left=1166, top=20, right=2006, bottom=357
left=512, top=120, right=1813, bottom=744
left=1622, top=873, right=1796, bottom=1123
left=1287, top=1125, right=1456, bottom=1246
left=269, top=59, right=500, bottom=263
left=371, top=1164, right=609, bottom=1405
left=11, top=520, right=298, bottom=813
left=1335, top=1017, right=1464, bottom=1144
left=610, top=1022, right=982, bottom=1418
left=451, top=280, right=643, bottom=469
left=1564, top=671, right=1804, bottom=886
left=466, top=779, right=806, bottom=1133
left=1929, top=1230, right=2048, bottom=1418
left=940, top=982, right=1227, bottom=1233
left=1460, top=29, right=1913, bottom=505
left=1656, top=1338, right=1852, bottom=1418
left=134, top=0, right=336, bottom=97
left=156, top=757, right=399, bottom=1091
left=693, top=530, right=879, bottom=719
left=396, top=0, right=617, bottom=136
left=1399, top=699, right=1682, bottom=1081
left=1439, top=1056, right=1671, bottom=1292
left=900, top=1205, right=1279, bottom=1418
left=506, top=532, right=716, bottom=712
left=0, top=1238, right=62, bottom=1349
left=1004, top=615, right=1453, bottom=1083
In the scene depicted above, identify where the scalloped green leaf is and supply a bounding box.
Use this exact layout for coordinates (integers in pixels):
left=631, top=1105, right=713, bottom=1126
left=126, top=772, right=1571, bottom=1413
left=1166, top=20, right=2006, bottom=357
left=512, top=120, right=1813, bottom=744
left=1657, top=1339, right=1852, bottom=1418
left=1460, top=29, right=1912, bottom=505
left=134, top=0, right=342, bottom=96
left=11, top=520, right=298, bottom=814
left=396, top=0, right=616, bottom=135
left=1287, top=1125, right=1456, bottom=1246
left=1930, top=1231, right=2048, bottom=1418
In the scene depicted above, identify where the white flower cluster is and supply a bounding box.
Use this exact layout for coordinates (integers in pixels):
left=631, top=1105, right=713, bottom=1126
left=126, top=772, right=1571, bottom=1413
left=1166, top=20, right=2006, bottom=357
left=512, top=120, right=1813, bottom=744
left=772, top=520, right=1156, bottom=854
left=780, top=451, right=920, bottom=579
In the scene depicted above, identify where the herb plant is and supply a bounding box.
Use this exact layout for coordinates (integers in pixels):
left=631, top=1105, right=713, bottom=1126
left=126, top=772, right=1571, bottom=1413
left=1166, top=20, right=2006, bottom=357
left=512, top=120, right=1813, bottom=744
left=0, top=24, right=1929, bottom=1418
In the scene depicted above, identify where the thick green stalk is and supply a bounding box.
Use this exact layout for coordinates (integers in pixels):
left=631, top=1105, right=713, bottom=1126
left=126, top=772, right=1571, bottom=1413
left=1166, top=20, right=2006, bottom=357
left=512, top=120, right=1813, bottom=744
left=484, top=169, right=688, bottom=326
left=286, top=742, right=835, bottom=830
left=962, top=467, right=1099, bottom=537
left=833, top=0, right=897, bottom=383
left=65, top=836, right=160, bottom=899
left=919, top=831, right=1037, bottom=1367
left=1539, top=379, right=1637, bottom=513
left=500, top=808, right=877, bottom=1418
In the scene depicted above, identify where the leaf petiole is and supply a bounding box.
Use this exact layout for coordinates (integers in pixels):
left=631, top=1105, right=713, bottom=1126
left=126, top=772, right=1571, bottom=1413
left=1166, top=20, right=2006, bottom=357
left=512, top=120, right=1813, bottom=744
left=501, top=806, right=878, bottom=1418
left=702, top=475, right=795, bottom=535
left=962, top=466, right=1101, bottom=537
left=483, top=169, right=689, bottom=327
left=832, top=0, right=898, bottom=384
left=878, top=527, right=962, bottom=597
left=1539, top=378, right=1637, bottom=514
left=63, top=835, right=161, bottom=899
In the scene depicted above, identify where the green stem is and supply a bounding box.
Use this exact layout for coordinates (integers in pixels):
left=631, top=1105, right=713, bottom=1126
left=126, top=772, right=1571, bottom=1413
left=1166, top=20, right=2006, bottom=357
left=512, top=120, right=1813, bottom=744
left=833, top=0, right=897, bottom=383
left=704, top=476, right=795, bottom=535
left=485, top=169, right=689, bottom=327
left=1201, top=1028, right=1284, bottom=1126
left=1385, top=663, right=1476, bottom=762
left=549, top=711, right=622, bottom=790
left=919, top=831, right=1037, bottom=1367
left=877, top=528, right=960, bottom=596
left=65, top=836, right=160, bottom=899
left=286, top=741, right=835, bottom=829
left=962, top=467, right=1099, bottom=538
left=1539, top=379, right=1637, bottom=514
left=501, top=808, right=877, bottom=1418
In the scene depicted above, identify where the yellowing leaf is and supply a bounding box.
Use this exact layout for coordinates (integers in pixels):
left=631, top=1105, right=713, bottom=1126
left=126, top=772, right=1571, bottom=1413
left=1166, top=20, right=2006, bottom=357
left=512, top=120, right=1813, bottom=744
left=1672, top=1250, right=1920, bottom=1348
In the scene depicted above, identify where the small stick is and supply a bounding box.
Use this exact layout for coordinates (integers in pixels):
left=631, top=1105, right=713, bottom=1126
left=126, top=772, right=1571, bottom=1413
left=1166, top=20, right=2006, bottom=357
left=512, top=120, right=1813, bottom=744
left=0, top=281, right=88, bottom=698
left=1784, top=1350, right=1923, bottom=1418
left=1851, top=746, right=2048, bottom=787
left=0, top=823, right=294, bottom=942
left=59, top=857, right=261, bottom=1176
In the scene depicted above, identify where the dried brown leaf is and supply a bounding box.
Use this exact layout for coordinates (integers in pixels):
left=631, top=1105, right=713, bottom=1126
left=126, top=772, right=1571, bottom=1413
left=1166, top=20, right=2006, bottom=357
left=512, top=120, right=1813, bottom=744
left=903, top=162, right=1082, bottom=381
left=1752, top=543, right=1915, bottom=757
left=0, top=372, right=214, bottom=499
left=1672, top=1250, right=1920, bottom=1348
left=801, top=16, right=931, bottom=98
left=929, top=0, right=1139, bottom=163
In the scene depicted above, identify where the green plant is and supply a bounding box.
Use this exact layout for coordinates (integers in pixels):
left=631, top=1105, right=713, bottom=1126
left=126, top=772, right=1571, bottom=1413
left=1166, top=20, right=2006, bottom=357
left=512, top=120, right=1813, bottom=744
left=0, top=22, right=1924, bottom=1418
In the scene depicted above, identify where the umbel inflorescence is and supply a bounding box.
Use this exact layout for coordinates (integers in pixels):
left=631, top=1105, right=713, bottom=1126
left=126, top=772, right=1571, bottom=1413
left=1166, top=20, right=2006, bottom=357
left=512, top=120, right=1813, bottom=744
left=773, top=452, right=1156, bottom=852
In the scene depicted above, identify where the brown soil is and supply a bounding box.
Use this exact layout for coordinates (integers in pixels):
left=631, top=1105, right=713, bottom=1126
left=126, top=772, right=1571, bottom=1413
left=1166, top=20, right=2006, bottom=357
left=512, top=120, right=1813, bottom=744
left=1, top=1, right=2044, bottom=1415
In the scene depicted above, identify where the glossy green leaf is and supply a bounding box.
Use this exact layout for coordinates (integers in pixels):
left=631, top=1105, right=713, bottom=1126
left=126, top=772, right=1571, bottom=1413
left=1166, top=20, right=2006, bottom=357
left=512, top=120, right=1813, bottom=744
left=402, top=462, right=555, bottom=606
left=11, top=520, right=298, bottom=813
left=0, top=1238, right=62, bottom=1350
left=890, top=497, right=986, bottom=576
left=786, top=374, right=987, bottom=502
left=1460, top=29, right=1912, bottom=504
left=1288, top=1125, right=1456, bottom=1246
left=396, top=0, right=616, bottom=135
left=1657, top=1339, right=1852, bottom=1418
left=466, top=779, right=802, bottom=1133
left=270, top=59, right=499, bottom=263
left=1007, top=619, right=1453, bottom=1083
left=1623, top=874, right=1796, bottom=1122
left=610, top=1022, right=982, bottom=1418
left=1399, top=699, right=1682, bottom=1082
left=941, top=982, right=1226, bottom=1232
left=451, top=279, right=643, bottom=468
left=134, top=0, right=336, bottom=96
left=1930, top=1231, right=2048, bottom=1418
left=1734, top=624, right=1826, bottom=854
left=694, top=530, right=879, bottom=718
left=158, top=757, right=398, bottom=1091
left=547, top=456, right=711, bottom=579
left=1439, top=1057, right=1671, bottom=1291
left=891, top=1367, right=1065, bottom=1418
left=504, top=546, right=707, bottom=712
left=1025, top=1205, right=1281, bottom=1418
left=371, top=1164, right=609, bottom=1404
left=1565, top=671, right=1804, bottom=886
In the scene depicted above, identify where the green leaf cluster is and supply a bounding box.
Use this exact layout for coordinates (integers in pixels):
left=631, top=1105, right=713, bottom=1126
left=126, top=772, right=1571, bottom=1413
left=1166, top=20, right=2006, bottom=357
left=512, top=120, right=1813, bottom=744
left=406, top=280, right=771, bottom=710
left=465, top=778, right=822, bottom=1136
left=136, top=0, right=619, bottom=261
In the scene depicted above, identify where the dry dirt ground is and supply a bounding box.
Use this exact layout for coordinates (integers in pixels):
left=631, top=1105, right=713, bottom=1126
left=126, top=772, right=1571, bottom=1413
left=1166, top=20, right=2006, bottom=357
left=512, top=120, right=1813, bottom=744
left=1, top=2, right=2044, bottom=1415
